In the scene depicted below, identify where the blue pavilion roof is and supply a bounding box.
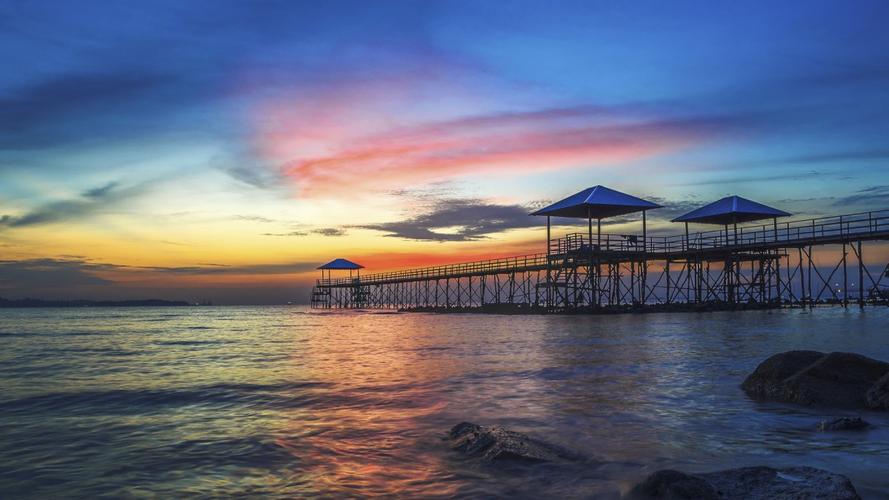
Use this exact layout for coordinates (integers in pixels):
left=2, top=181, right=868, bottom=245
left=672, top=196, right=791, bottom=224
left=530, top=185, right=662, bottom=218
left=318, top=258, right=364, bottom=270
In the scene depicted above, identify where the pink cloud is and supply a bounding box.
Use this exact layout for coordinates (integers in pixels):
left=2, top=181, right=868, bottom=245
left=250, top=75, right=736, bottom=196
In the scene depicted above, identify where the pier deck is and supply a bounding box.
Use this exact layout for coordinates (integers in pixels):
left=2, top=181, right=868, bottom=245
left=312, top=209, right=889, bottom=311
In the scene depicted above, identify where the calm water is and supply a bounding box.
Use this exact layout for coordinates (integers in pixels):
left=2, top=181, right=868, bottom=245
left=1, top=307, right=888, bottom=498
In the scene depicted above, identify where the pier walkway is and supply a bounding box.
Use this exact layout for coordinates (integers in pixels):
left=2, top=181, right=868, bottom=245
left=312, top=208, right=889, bottom=312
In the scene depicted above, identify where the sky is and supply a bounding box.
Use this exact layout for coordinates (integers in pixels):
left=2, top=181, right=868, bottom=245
left=1, top=0, right=888, bottom=304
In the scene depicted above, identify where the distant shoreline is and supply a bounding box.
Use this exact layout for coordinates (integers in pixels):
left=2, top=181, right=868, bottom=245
left=0, top=297, right=195, bottom=308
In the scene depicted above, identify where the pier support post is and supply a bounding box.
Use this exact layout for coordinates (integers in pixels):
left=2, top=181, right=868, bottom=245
left=546, top=216, right=552, bottom=309
left=858, top=240, right=865, bottom=309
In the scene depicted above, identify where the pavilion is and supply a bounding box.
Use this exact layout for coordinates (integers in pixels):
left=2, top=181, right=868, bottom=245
left=530, top=185, right=662, bottom=251
left=317, top=258, right=364, bottom=282
left=672, top=195, right=790, bottom=246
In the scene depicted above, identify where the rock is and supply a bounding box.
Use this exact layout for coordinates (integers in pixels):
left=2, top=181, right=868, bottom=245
left=700, top=466, right=860, bottom=500
left=626, top=469, right=718, bottom=499
left=740, top=350, right=826, bottom=400
left=448, top=422, right=577, bottom=462
left=628, top=466, right=860, bottom=500
left=818, top=416, right=871, bottom=431
left=784, top=352, right=889, bottom=407
left=741, top=351, right=889, bottom=409
left=866, top=372, right=889, bottom=409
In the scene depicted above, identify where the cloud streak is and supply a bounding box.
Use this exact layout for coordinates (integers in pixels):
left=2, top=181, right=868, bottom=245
left=262, top=91, right=751, bottom=196
left=0, top=257, right=321, bottom=290
left=0, top=181, right=148, bottom=229
left=357, top=198, right=538, bottom=241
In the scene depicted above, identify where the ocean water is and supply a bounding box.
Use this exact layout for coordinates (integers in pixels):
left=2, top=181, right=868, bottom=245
left=1, top=306, right=888, bottom=498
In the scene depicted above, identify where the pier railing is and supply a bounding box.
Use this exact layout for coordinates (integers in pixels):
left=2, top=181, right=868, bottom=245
left=552, top=209, right=889, bottom=255
left=316, top=253, right=549, bottom=286
left=318, top=209, right=889, bottom=287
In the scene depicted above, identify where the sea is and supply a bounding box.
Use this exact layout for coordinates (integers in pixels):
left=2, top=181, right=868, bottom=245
left=1, top=306, right=888, bottom=498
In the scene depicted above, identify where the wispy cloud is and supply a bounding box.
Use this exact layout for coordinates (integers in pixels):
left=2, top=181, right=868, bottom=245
left=312, top=227, right=347, bottom=237
left=262, top=231, right=309, bottom=237
left=357, top=198, right=538, bottom=241
left=265, top=96, right=750, bottom=195
left=0, top=257, right=320, bottom=291
left=0, top=181, right=148, bottom=229
left=0, top=258, right=114, bottom=288
left=832, top=185, right=889, bottom=207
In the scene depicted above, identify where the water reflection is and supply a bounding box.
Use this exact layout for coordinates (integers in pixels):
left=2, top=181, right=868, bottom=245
left=0, top=307, right=888, bottom=497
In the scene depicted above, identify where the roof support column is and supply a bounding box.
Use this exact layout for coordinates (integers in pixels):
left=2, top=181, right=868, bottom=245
left=546, top=215, right=551, bottom=309
left=642, top=210, right=647, bottom=304
left=597, top=218, right=601, bottom=307
left=588, top=208, right=593, bottom=307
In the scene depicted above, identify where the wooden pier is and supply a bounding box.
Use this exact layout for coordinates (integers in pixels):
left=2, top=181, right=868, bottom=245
left=311, top=207, right=889, bottom=312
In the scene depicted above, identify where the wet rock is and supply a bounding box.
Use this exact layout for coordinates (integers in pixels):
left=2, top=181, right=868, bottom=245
left=818, top=416, right=871, bottom=431
left=866, top=372, right=889, bottom=409
left=740, top=350, right=825, bottom=400
left=448, top=422, right=577, bottom=462
left=741, top=351, right=889, bottom=409
left=701, top=466, right=860, bottom=500
left=626, top=469, right=718, bottom=499
left=628, top=466, right=860, bottom=500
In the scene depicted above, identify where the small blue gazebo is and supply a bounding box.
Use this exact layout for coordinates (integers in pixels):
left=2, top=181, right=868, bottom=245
left=531, top=185, right=662, bottom=249
left=318, top=258, right=364, bottom=281
left=673, top=195, right=791, bottom=245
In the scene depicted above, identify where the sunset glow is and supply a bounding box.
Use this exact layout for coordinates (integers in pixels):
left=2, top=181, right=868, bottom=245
left=2, top=1, right=888, bottom=303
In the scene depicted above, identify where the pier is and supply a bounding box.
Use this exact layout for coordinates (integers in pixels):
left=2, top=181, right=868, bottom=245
left=311, top=187, right=889, bottom=312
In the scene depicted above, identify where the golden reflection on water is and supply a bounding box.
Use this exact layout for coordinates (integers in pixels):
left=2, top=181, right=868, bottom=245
left=282, top=312, right=467, bottom=496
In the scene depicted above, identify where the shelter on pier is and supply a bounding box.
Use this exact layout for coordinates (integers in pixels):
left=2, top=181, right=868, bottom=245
left=531, top=185, right=661, bottom=249
left=318, top=258, right=364, bottom=281
left=672, top=196, right=790, bottom=245
left=530, top=186, right=662, bottom=307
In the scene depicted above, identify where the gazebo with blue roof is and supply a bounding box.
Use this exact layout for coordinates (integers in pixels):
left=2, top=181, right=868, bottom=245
left=530, top=186, right=661, bottom=306
left=672, top=195, right=791, bottom=246
left=318, top=258, right=364, bottom=282
left=531, top=185, right=662, bottom=252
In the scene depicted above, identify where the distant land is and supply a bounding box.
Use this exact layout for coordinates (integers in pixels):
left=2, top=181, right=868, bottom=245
left=0, top=297, right=194, bottom=308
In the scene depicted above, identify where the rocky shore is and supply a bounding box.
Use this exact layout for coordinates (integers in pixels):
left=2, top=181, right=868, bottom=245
left=448, top=350, right=889, bottom=498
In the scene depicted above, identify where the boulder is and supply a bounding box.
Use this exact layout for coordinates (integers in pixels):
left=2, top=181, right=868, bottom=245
left=818, top=416, right=870, bottom=432
left=866, top=372, right=889, bottom=409
left=626, top=469, right=718, bottom=499
left=740, top=350, right=825, bottom=400
left=448, top=422, right=578, bottom=462
left=741, top=351, right=889, bottom=409
left=784, top=352, right=889, bottom=407
left=700, top=466, right=860, bottom=500
left=628, top=466, right=860, bottom=500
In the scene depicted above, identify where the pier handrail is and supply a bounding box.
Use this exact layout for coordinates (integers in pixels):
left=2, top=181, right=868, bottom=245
left=318, top=209, right=888, bottom=287
left=317, top=252, right=550, bottom=286
left=553, top=209, right=888, bottom=254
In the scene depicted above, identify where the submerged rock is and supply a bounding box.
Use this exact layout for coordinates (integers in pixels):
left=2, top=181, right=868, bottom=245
left=866, top=372, right=889, bottom=409
left=628, top=466, right=860, bottom=500
left=818, top=416, right=871, bottom=432
left=741, top=351, right=889, bottom=409
left=626, top=469, right=718, bottom=499
left=448, top=422, right=578, bottom=462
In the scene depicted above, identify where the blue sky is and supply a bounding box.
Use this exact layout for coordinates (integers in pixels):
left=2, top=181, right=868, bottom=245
left=1, top=0, right=888, bottom=302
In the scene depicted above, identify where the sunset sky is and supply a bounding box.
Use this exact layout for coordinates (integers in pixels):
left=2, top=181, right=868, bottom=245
left=2, top=0, right=889, bottom=303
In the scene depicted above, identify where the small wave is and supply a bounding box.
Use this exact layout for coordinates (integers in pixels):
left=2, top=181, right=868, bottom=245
left=0, top=381, right=332, bottom=416
left=154, top=340, right=235, bottom=346
left=0, top=331, right=110, bottom=338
